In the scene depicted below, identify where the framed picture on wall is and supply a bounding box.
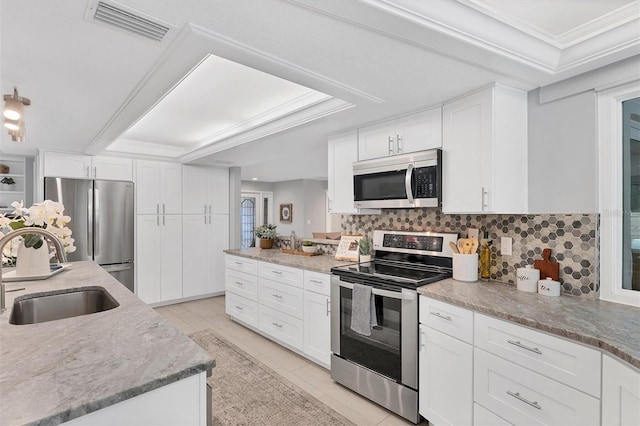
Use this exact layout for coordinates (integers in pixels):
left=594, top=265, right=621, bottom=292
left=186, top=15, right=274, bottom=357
left=279, top=203, right=292, bottom=223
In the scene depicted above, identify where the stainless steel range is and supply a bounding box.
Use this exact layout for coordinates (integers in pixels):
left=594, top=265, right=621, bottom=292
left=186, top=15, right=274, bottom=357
left=330, top=230, right=458, bottom=424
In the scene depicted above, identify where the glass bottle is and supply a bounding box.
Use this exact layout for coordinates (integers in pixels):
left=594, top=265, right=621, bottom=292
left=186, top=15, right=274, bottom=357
left=480, top=231, right=492, bottom=281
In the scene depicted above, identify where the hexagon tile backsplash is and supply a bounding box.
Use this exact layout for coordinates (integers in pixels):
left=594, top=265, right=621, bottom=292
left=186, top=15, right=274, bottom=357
left=341, top=210, right=599, bottom=298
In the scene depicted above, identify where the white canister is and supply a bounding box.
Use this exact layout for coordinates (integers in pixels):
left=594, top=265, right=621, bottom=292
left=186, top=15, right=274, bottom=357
left=452, top=253, right=478, bottom=282
left=538, top=277, right=561, bottom=296
left=516, top=265, right=540, bottom=293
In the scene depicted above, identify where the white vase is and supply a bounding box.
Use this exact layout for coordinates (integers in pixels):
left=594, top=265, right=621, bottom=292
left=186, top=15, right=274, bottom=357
left=16, top=240, right=51, bottom=276
left=359, top=254, right=372, bottom=263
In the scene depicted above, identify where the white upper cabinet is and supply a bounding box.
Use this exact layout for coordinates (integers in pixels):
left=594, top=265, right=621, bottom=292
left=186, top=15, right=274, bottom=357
left=358, top=107, right=442, bottom=160
left=442, top=85, right=527, bottom=214
left=41, top=151, right=132, bottom=181
left=182, top=165, right=229, bottom=215
left=135, top=160, right=182, bottom=215
left=327, top=130, right=380, bottom=215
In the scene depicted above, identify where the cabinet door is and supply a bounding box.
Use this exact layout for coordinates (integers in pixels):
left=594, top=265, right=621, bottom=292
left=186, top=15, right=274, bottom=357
left=135, top=161, right=162, bottom=215
left=136, top=215, right=161, bottom=304
left=419, top=325, right=473, bottom=425
left=209, top=214, right=229, bottom=294
left=396, top=108, right=442, bottom=153
left=160, top=215, right=183, bottom=301
left=92, top=156, right=133, bottom=181
left=357, top=119, right=396, bottom=160
left=328, top=130, right=358, bottom=214
left=303, top=290, right=331, bottom=367
left=161, top=163, right=182, bottom=215
left=442, top=88, right=492, bottom=213
left=182, top=215, right=211, bottom=298
left=209, top=168, right=229, bottom=215
left=43, top=152, right=92, bottom=179
left=602, top=355, right=640, bottom=426
left=182, top=166, right=209, bottom=215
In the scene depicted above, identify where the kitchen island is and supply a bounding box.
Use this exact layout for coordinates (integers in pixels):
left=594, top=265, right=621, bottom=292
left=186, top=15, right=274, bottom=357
left=0, top=261, right=214, bottom=425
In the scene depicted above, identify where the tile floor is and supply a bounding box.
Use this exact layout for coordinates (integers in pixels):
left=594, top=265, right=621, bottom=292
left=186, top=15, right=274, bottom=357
left=155, top=296, right=418, bottom=426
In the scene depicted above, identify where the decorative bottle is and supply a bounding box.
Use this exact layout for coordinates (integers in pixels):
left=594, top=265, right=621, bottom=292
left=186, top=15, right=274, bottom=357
left=480, top=231, right=492, bottom=281
left=290, top=230, right=297, bottom=251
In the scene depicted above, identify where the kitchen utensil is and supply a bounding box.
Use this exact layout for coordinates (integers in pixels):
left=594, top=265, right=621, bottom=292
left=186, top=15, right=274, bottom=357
left=462, top=240, right=473, bottom=255
left=516, top=265, right=540, bottom=292
left=470, top=238, right=479, bottom=254
left=457, top=238, right=467, bottom=254
left=534, top=248, right=560, bottom=280
left=449, top=241, right=460, bottom=254
left=538, top=277, right=561, bottom=296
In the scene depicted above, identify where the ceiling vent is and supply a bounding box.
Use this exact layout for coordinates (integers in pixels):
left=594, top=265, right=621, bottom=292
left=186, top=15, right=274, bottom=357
left=88, top=1, right=171, bottom=42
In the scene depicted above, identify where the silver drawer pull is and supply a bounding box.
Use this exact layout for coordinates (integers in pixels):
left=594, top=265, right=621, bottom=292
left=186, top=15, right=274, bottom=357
left=507, top=391, right=541, bottom=410
left=272, top=294, right=283, bottom=299
left=234, top=261, right=243, bottom=265
left=430, top=312, right=452, bottom=321
left=234, top=281, right=244, bottom=286
left=310, top=279, right=323, bottom=284
left=507, top=340, right=542, bottom=355
left=272, top=322, right=282, bottom=328
left=272, top=270, right=283, bottom=275
left=234, top=305, right=243, bottom=311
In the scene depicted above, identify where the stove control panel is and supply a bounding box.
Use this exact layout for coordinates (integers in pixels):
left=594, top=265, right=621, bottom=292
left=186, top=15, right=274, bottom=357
left=373, top=230, right=458, bottom=257
left=382, top=234, right=443, bottom=252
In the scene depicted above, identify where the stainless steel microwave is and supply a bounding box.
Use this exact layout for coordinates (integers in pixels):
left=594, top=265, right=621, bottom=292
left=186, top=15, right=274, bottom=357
left=353, top=149, right=442, bottom=209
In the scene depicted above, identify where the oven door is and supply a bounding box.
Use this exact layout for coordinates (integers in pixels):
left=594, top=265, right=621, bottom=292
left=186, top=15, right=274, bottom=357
left=330, top=276, right=418, bottom=389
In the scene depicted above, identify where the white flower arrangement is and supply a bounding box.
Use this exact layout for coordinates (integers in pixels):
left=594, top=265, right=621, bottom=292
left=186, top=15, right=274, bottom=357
left=1, top=200, right=77, bottom=266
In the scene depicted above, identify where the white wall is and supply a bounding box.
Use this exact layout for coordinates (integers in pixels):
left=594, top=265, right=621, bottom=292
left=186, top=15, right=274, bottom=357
left=241, top=181, right=275, bottom=192
left=272, top=179, right=328, bottom=238
left=303, top=180, right=328, bottom=236
left=527, top=89, right=597, bottom=213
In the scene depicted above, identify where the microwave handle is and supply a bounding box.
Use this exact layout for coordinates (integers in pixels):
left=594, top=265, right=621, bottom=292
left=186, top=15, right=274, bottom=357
left=405, top=163, right=415, bottom=204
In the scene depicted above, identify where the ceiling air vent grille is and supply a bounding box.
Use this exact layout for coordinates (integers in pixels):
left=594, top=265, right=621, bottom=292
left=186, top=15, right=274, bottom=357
left=93, top=1, right=170, bottom=42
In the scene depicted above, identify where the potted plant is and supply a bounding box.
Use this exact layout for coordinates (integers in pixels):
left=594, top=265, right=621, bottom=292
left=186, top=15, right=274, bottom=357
left=255, top=224, right=277, bottom=249
left=359, top=235, right=373, bottom=262
left=1, top=177, right=16, bottom=191
left=301, top=240, right=318, bottom=254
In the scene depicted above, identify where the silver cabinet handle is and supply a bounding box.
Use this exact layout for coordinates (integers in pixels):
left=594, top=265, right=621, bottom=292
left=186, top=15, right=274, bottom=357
left=209, top=204, right=212, bottom=214
left=157, top=215, right=160, bottom=226
left=388, top=136, right=394, bottom=154
left=326, top=299, right=330, bottom=316
left=157, top=204, right=159, bottom=214
left=204, top=204, right=207, bottom=215
left=163, top=204, right=165, bottom=215
left=507, top=340, right=542, bottom=355
left=310, top=279, right=323, bottom=284
left=204, top=215, right=206, bottom=224
left=234, top=281, right=244, bottom=286
left=94, top=188, right=100, bottom=256
left=93, top=166, right=97, bottom=178
left=234, top=305, right=243, bottom=311
left=430, top=311, right=452, bottom=321
left=272, top=270, right=283, bottom=275
left=328, top=197, right=332, bottom=212
left=481, top=186, right=489, bottom=210
left=396, top=134, right=403, bottom=153
left=87, top=188, right=93, bottom=257
left=420, top=329, right=425, bottom=349
left=272, top=322, right=283, bottom=328
left=234, top=261, right=243, bottom=266
left=162, top=214, right=165, bottom=226
left=86, top=166, right=90, bottom=177
left=507, top=391, right=541, bottom=410
left=272, top=294, right=283, bottom=299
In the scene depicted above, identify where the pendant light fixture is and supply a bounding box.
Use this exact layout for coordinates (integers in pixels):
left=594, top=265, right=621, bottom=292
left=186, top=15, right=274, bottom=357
left=3, top=87, right=30, bottom=142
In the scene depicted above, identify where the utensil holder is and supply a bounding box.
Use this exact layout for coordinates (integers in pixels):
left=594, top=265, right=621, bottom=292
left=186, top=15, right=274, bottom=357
left=452, top=253, right=478, bottom=282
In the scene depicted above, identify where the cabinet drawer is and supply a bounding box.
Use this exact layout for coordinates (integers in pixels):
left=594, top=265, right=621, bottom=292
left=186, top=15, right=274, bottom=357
left=258, top=261, right=303, bottom=288
left=259, top=278, right=304, bottom=320
left=225, top=269, right=258, bottom=301
left=419, top=296, right=473, bottom=344
left=474, top=313, right=601, bottom=397
left=259, top=305, right=304, bottom=351
left=225, top=255, right=258, bottom=275
left=225, top=292, right=258, bottom=328
left=303, top=271, right=330, bottom=296
left=474, top=403, right=512, bottom=426
left=474, top=349, right=600, bottom=426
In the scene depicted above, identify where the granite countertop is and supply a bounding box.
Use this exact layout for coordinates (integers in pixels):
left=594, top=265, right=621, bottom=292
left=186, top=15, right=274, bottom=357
left=224, top=247, right=355, bottom=273
left=418, top=278, right=640, bottom=369
left=0, top=261, right=214, bottom=426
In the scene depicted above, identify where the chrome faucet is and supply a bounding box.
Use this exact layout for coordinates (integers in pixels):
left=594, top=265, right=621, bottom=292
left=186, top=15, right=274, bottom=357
left=0, top=228, right=68, bottom=312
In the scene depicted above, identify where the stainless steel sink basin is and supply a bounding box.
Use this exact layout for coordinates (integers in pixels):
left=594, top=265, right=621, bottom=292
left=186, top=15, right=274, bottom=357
left=9, top=287, right=119, bottom=325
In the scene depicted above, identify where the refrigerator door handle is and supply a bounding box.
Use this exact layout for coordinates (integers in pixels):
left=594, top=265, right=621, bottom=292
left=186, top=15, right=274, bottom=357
left=87, top=188, right=93, bottom=257
left=94, top=188, right=100, bottom=256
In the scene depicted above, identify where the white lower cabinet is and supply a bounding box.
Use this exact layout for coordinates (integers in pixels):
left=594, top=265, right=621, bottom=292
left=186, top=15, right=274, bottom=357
left=419, top=324, right=473, bottom=426
left=474, top=348, right=600, bottom=425
left=225, top=291, right=258, bottom=328
left=303, top=289, right=330, bottom=367
left=602, top=354, right=640, bottom=426
left=259, top=304, right=304, bottom=351
left=473, top=403, right=512, bottom=426
left=258, top=277, right=304, bottom=319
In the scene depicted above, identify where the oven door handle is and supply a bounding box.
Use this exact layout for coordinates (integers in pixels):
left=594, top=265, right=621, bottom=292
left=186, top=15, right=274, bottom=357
left=405, top=163, right=414, bottom=204
left=337, top=280, right=415, bottom=300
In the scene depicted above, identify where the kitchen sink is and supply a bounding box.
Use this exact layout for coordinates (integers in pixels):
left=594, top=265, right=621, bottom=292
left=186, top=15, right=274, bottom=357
left=9, top=287, right=119, bottom=325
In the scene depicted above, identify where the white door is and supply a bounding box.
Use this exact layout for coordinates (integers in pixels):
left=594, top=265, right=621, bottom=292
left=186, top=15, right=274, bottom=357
left=182, top=166, right=209, bottom=215
left=210, top=214, right=230, bottom=294
left=328, top=130, right=358, bottom=214
left=303, top=290, right=331, bottom=367
left=136, top=215, right=161, bottom=304
left=419, top=325, right=473, bottom=425
left=135, top=161, right=162, bottom=215
left=357, top=119, right=396, bottom=160
left=396, top=108, right=442, bottom=153
left=182, top=214, right=211, bottom=298
left=240, top=191, right=272, bottom=248
left=161, top=163, right=182, bottom=215
left=160, top=215, right=183, bottom=301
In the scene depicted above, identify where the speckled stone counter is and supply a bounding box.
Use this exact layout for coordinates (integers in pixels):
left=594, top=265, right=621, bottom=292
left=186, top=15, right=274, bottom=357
left=418, top=278, right=640, bottom=369
left=0, top=261, right=214, bottom=426
left=224, top=247, right=355, bottom=273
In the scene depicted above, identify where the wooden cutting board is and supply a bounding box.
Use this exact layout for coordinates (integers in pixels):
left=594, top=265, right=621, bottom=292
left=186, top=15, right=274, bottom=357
left=534, top=248, right=560, bottom=281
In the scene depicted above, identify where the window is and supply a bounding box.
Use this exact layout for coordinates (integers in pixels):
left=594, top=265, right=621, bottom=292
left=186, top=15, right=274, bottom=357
left=598, top=81, right=640, bottom=306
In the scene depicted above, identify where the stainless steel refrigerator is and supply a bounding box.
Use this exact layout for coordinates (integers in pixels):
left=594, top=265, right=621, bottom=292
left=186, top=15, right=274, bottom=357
left=44, top=177, right=134, bottom=291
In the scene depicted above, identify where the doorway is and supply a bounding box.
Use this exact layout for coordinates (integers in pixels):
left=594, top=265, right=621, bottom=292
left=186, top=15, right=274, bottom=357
left=240, top=191, right=273, bottom=248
